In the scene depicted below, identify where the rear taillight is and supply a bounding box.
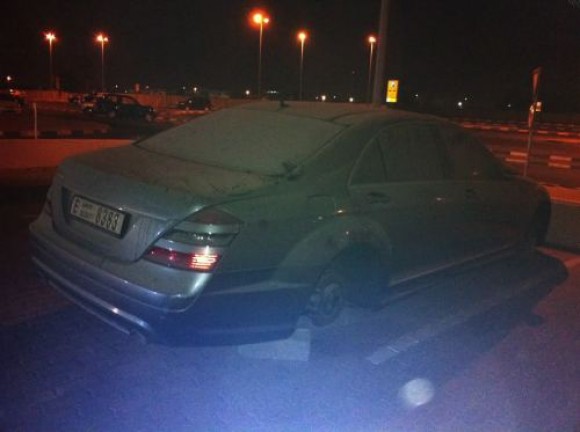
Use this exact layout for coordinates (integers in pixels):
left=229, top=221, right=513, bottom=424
left=144, top=208, right=241, bottom=272
left=146, top=247, right=220, bottom=272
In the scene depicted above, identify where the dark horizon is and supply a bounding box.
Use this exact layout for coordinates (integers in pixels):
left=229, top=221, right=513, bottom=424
left=1, top=0, right=579, bottom=110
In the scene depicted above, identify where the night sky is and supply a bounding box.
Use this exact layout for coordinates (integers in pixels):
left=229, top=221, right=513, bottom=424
left=1, top=0, right=579, bottom=110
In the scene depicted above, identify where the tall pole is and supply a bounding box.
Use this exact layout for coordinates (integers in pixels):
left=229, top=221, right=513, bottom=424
left=258, top=21, right=263, bottom=97
left=251, top=12, right=269, bottom=98
left=372, top=0, right=391, bottom=106
left=96, top=34, right=109, bottom=92
left=524, top=67, right=542, bottom=177
left=367, top=36, right=376, bottom=103
left=101, top=41, right=105, bottom=91
left=44, top=32, right=56, bottom=89
left=49, top=39, right=54, bottom=89
left=298, top=31, right=307, bottom=100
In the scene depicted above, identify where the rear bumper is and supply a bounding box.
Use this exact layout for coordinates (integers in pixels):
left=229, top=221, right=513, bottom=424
left=29, top=218, right=311, bottom=344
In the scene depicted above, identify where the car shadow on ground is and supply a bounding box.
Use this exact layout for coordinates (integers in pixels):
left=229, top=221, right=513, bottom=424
left=310, top=250, right=567, bottom=361
left=298, top=251, right=569, bottom=423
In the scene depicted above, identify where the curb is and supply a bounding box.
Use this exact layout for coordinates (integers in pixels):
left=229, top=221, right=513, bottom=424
left=0, top=129, right=109, bottom=139
left=546, top=202, right=580, bottom=252
left=453, top=118, right=580, bottom=138
left=490, top=149, right=580, bottom=172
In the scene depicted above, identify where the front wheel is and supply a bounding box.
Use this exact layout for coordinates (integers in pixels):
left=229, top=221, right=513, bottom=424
left=307, top=270, right=346, bottom=326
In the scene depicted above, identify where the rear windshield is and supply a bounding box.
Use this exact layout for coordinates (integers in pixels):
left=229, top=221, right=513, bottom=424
left=136, top=108, right=344, bottom=176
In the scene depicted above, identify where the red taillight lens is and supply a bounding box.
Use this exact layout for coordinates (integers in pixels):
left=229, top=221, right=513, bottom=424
left=146, top=247, right=220, bottom=272
left=145, top=208, right=241, bottom=272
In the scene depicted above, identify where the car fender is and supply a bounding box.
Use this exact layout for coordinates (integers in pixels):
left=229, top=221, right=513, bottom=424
left=274, top=212, right=393, bottom=281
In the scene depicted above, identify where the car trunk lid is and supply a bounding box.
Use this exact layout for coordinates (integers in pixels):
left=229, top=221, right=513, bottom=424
left=50, top=145, right=273, bottom=262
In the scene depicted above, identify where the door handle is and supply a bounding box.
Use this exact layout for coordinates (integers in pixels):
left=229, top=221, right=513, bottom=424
left=366, top=191, right=391, bottom=204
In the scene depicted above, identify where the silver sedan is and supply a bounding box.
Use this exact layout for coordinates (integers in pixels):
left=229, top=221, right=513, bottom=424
left=30, top=101, right=551, bottom=344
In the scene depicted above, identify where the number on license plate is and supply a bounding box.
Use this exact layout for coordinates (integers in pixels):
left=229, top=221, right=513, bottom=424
left=70, top=196, right=126, bottom=235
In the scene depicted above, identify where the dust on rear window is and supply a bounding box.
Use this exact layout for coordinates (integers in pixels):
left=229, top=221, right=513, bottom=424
left=135, top=108, right=344, bottom=176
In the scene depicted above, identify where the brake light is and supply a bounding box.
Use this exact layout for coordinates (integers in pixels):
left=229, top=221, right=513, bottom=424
left=145, top=208, right=241, bottom=272
left=146, top=247, right=220, bottom=272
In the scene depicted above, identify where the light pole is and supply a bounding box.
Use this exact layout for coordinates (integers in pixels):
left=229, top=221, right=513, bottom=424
left=96, top=33, right=109, bottom=92
left=367, top=35, right=376, bottom=103
left=251, top=11, right=270, bottom=97
left=44, top=32, right=56, bottom=89
left=297, top=31, right=308, bottom=100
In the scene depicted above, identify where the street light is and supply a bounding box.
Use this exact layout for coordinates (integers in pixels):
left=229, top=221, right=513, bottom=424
left=250, top=11, right=270, bottom=97
left=44, top=32, right=57, bottom=89
left=297, top=31, right=308, bottom=100
left=367, top=35, right=377, bottom=103
left=96, top=33, right=109, bottom=92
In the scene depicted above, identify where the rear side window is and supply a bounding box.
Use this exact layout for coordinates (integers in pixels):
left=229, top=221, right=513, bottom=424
left=440, top=127, right=502, bottom=180
left=377, top=124, right=445, bottom=182
left=350, top=140, right=387, bottom=185
left=136, top=108, right=343, bottom=176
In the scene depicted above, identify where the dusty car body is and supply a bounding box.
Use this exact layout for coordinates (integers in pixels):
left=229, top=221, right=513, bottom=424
left=29, top=101, right=551, bottom=344
left=177, top=96, right=212, bottom=111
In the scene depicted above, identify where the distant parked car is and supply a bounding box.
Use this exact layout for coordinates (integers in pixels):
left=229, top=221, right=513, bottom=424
left=68, top=94, right=81, bottom=105
left=177, top=96, right=211, bottom=111
left=0, top=93, right=24, bottom=114
left=30, top=101, right=551, bottom=344
left=70, top=93, right=100, bottom=111
left=89, top=94, right=155, bottom=122
left=80, top=94, right=105, bottom=112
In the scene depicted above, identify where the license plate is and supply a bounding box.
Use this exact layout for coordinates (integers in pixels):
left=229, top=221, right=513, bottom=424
left=70, top=196, right=126, bottom=235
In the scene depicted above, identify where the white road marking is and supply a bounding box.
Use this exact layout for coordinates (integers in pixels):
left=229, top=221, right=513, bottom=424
left=548, top=155, right=572, bottom=169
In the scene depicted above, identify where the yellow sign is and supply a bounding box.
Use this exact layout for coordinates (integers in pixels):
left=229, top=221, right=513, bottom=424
left=386, top=80, right=399, bottom=103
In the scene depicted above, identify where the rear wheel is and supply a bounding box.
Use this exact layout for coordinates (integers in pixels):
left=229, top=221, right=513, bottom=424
left=307, top=270, right=346, bottom=327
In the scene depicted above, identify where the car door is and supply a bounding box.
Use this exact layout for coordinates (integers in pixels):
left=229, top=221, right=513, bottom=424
left=348, top=122, right=457, bottom=285
left=118, top=96, right=135, bottom=117
left=438, top=125, right=525, bottom=256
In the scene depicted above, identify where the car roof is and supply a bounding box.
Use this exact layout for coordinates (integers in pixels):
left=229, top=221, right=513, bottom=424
left=136, top=100, right=448, bottom=177
left=236, top=101, right=439, bottom=126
